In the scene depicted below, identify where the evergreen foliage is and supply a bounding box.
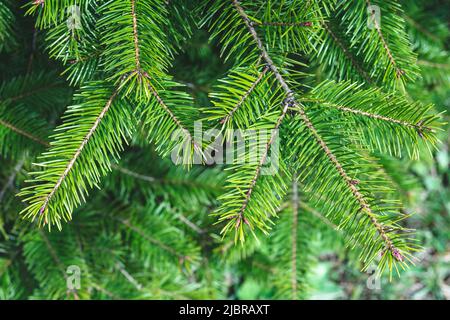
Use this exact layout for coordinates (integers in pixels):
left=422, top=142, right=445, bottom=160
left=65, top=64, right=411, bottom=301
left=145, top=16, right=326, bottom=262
left=0, top=0, right=448, bottom=299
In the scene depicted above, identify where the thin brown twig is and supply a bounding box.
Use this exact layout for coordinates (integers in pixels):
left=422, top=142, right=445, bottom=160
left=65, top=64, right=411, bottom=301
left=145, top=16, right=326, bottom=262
left=302, top=102, right=432, bottom=133
left=256, top=21, right=312, bottom=27
left=220, top=65, right=269, bottom=126
left=0, top=119, right=49, bottom=146
left=38, top=85, right=120, bottom=215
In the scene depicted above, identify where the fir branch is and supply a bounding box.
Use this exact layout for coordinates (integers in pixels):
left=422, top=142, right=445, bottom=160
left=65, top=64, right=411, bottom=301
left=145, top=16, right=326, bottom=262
left=366, top=0, right=404, bottom=79
left=233, top=0, right=403, bottom=261
left=102, top=0, right=201, bottom=160
left=0, top=118, right=49, bottom=146
left=145, top=79, right=203, bottom=156
left=295, top=106, right=403, bottom=260
left=38, top=231, right=80, bottom=300
left=175, top=212, right=206, bottom=235
left=402, top=14, right=441, bottom=43
left=130, top=0, right=141, bottom=72
left=220, top=65, right=269, bottom=126
left=305, top=102, right=432, bottom=132
left=301, top=80, right=441, bottom=158
left=19, top=81, right=134, bottom=228
left=232, top=0, right=294, bottom=96
left=6, top=83, right=59, bottom=103
left=321, top=22, right=372, bottom=83
left=235, top=98, right=289, bottom=223
left=37, top=85, right=120, bottom=216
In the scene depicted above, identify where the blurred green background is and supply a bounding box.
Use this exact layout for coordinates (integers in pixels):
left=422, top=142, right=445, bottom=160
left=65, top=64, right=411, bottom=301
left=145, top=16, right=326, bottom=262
left=0, top=0, right=448, bottom=300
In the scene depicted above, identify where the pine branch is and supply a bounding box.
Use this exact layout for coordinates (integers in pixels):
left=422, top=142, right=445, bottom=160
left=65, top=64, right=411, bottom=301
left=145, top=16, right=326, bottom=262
left=38, top=231, right=80, bottom=300
left=311, top=103, right=428, bottom=131
left=0, top=101, right=51, bottom=158
left=337, top=0, right=419, bottom=90
left=366, top=0, right=403, bottom=79
left=120, top=218, right=188, bottom=261
left=37, top=85, right=120, bottom=218
left=219, top=65, right=269, bottom=127
left=21, top=228, right=90, bottom=299
left=19, top=82, right=134, bottom=228
left=0, top=118, right=49, bottom=147
left=291, top=176, right=298, bottom=299
left=321, top=22, right=372, bottom=83
left=233, top=0, right=405, bottom=265
left=99, top=0, right=201, bottom=163
left=236, top=99, right=289, bottom=221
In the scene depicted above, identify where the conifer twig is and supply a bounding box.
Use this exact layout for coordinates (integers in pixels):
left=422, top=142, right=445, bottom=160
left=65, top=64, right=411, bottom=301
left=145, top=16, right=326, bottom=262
left=127, top=1, right=202, bottom=155
left=236, top=96, right=290, bottom=224
left=232, top=0, right=403, bottom=261
left=220, top=65, right=269, bottom=126
left=38, top=85, right=120, bottom=215
left=366, top=0, right=404, bottom=78
left=322, top=22, right=372, bottom=83
left=0, top=119, right=49, bottom=146
left=39, top=231, right=80, bottom=300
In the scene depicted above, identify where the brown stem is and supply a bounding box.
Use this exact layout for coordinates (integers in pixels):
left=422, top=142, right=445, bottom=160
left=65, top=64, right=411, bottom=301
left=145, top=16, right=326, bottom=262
left=39, top=86, right=120, bottom=215
left=130, top=0, right=141, bottom=71
left=257, top=21, right=312, bottom=27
